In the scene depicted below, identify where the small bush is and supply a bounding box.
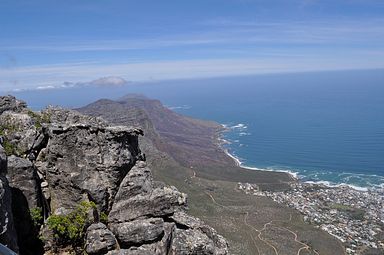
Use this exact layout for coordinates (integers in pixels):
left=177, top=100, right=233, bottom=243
left=47, top=201, right=96, bottom=246
left=30, top=207, right=43, bottom=228
left=3, top=140, right=18, bottom=156
left=27, top=110, right=51, bottom=129
left=100, top=212, right=108, bottom=224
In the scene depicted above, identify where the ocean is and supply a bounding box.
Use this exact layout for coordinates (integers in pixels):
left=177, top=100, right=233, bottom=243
left=8, top=69, right=384, bottom=189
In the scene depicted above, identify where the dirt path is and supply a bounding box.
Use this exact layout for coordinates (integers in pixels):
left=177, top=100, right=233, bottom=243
left=195, top=172, right=318, bottom=255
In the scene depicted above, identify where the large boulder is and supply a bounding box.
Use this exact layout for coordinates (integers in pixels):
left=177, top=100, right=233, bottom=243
left=6, top=156, right=44, bottom=255
left=7, top=156, right=42, bottom=209
left=85, top=223, right=117, bottom=255
left=34, top=109, right=143, bottom=211
left=0, top=96, right=26, bottom=115
left=109, top=162, right=187, bottom=223
left=0, top=111, right=37, bottom=157
left=111, top=218, right=164, bottom=247
left=169, top=211, right=229, bottom=255
left=0, top=146, right=18, bottom=253
left=108, top=161, right=228, bottom=254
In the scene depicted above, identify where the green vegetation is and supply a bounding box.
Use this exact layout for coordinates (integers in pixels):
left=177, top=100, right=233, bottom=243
left=27, top=110, right=51, bottom=129
left=100, top=211, right=108, bottom=224
left=0, top=119, right=20, bottom=156
left=30, top=207, right=43, bottom=228
left=47, top=201, right=96, bottom=246
left=2, top=140, right=18, bottom=156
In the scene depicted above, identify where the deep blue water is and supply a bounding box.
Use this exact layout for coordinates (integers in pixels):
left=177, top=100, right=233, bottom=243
left=6, top=69, right=384, bottom=189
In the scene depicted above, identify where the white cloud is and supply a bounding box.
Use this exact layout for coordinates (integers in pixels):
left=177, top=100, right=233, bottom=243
left=1, top=57, right=383, bottom=92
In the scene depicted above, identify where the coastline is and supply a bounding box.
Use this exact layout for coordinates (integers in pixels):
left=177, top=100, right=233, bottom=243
left=218, top=124, right=382, bottom=192
left=217, top=126, right=298, bottom=181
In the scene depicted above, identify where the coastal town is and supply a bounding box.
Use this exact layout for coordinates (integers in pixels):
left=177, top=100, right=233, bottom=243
left=238, top=182, right=384, bottom=254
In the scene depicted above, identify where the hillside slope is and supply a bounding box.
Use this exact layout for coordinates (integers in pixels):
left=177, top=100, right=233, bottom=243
left=78, top=95, right=346, bottom=255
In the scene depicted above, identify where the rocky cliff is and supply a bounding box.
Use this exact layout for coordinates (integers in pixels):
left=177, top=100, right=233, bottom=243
left=0, top=96, right=228, bottom=255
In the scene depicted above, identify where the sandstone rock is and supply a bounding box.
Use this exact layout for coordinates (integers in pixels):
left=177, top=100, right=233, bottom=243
left=85, top=223, right=117, bottom=255
left=0, top=146, right=18, bottom=253
left=110, top=218, right=164, bottom=247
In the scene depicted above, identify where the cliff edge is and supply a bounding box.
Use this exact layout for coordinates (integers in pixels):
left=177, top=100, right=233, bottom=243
left=0, top=95, right=229, bottom=255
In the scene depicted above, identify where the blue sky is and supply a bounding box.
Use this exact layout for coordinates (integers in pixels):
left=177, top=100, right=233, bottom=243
left=1, top=0, right=384, bottom=91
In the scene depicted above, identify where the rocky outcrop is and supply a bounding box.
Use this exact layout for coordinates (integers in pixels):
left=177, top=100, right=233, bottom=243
left=7, top=156, right=44, bottom=255
left=111, top=218, right=164, bottom=246
left=0, top=96, right=26, bottom=115
left=0, top=146, right=18, bottom=253
left=108, top=162, right=187, bottom=223
left=85, top=223, right=118, bottom=255
left=0, top=95, right=229, bottom=255
left=35, top=122, right=143, bottom=211
left=107, top=161, right=228, bottom=254
left=7, top=156, right=42, bottom=209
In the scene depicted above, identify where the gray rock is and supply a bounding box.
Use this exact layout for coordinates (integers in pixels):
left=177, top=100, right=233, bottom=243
left=0, top=96, right=26, bottom=115
left=0, top=99, right=230, bottom=255
left=85, top=223, right=117, bottom=255
left=6, top=156, right=44, bottom=255
left=34, top=109, right=143, bottom=211
left=7, top=156, right=41, bottom=209
left=169, top=210, right=203, bottom=229
left=0, top=111, right=37, bottom=156
left=0, top=146, right=18, bottom=253
left=109, top=162, right=187, bottom=223
left=169, top=211, right=229, bottom=255
left=133, top=222, right=176, bottom=255
left=170, top=228, right=216, bottom=255
left=107, top=247, right=152, bottom=255
left=110, top=218, right=164, bottom=247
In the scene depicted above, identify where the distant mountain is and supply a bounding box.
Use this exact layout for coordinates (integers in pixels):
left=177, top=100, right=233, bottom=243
left=78, top=95, right=234, bottom=169
left=77, top=95, right=346, bottom=255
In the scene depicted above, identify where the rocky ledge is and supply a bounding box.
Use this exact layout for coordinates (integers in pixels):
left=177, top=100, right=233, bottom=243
left=0, top=96, right=229, bottom=255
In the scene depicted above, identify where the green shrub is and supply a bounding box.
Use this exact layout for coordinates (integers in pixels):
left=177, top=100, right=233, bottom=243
left=3, top=140, right=17, bottom=156
left=100, top=212, right=108, bottom=224
left=30, top=207, right=43, bottom=228
left=27, top=110, right=51, bottom=129
left=47, top=201, right=96, bottom=246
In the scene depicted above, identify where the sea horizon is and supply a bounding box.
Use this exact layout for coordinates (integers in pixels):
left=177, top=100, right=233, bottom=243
left=5, top=70, right=384, bottom=191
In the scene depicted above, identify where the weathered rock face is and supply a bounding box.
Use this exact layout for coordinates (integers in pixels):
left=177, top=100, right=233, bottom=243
left=85, top=223, right=117, bottom=255
left=6, top=156, right=44, bottom=255
left=0, top=146, right=18, bottom=253
left=111, top=218, right=164, bottom=246
left=7, top=156, right=42, bottom=209
left=34, top=109, right=143, bottom=211
left=108, top=161, right=228, bottom=254
left=109, top=162, right=187, bottom=223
